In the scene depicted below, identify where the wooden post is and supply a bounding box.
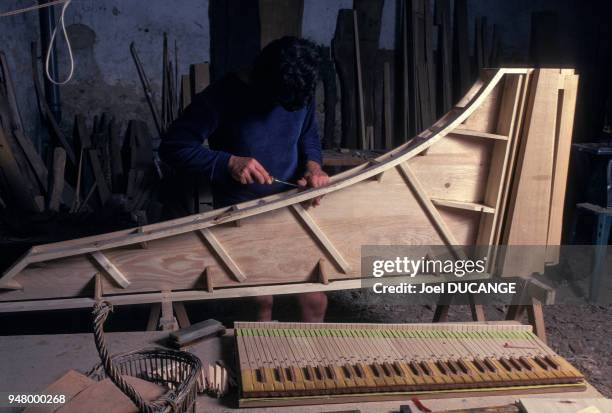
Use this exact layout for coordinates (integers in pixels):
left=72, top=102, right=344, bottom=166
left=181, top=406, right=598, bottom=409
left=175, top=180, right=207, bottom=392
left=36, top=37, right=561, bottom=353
left=173, top=302, right=190, bottom=329
left=48, top=147, right=66, bottom=212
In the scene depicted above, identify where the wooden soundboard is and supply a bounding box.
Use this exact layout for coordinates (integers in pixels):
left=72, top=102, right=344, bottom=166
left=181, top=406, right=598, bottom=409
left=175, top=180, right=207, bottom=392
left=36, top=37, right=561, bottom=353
left=0, top=68, right=578, bottom=313
left=235, top=322, right=585, bottom=408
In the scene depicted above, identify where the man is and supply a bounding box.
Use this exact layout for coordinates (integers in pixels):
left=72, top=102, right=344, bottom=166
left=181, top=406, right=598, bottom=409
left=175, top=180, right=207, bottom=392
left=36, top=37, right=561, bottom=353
left=159, top=37, right=329, bottom=322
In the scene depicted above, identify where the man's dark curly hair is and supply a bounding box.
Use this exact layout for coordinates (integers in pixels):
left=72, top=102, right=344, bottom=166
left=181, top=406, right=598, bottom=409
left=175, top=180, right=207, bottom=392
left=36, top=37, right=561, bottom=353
left=251, top=36, right=321, bottom=112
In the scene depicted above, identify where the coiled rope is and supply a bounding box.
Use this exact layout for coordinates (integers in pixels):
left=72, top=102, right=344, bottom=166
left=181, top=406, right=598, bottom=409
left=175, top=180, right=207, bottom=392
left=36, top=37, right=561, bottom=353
left=1, top=0, right=75, bottom=85
left=93, top=301, right=177, bottom=413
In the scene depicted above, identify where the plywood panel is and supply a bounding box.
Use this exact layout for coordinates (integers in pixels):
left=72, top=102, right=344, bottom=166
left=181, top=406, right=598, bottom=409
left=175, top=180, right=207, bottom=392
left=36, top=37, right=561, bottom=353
left=462, top=81, right=502, bottom=133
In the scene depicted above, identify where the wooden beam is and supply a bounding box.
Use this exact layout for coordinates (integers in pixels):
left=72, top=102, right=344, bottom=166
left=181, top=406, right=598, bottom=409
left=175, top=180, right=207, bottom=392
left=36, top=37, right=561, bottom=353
left=197, top=229, right=247, bottom=282
left=180, top=74, right=191, bottom=112
left=290, top=203, right=351, bottom=273
left=48, top=147, right=66, bottom=212
left=502, top=69, right=560, bottom=276
left=546, top=73, right=578, bottom=264
left=431, top=198, right=495, bottom=214
left=468, top=294, right=486, bottom=322
left=353, top=10, right=367, bottom=149
left=396, top=163, right=462, bottom=254
left=173, top=302, right=190, bottom=328
left=190, top=63, right=210, bottom=98
left=259, top=0, right=304, bottom=49
left=160, top=292, right=178, bottom=331
left=94, top=273, right=103, bottom=301
left=0, top=273, right=488, bottom=313
left=88, top=251, right=130, bottom=288
left=146, top=304, right=161, bottom=331
left=0, top=127, right=42, bottom=212
left=201, top=266, right=214, bottom=292
left=383, top=61, right=393, bottom=149
left=0, top=251, right=29, bottom=289
left=447, top=127, right=508, bottom=141
left=316, top=259, right=330, bottom=285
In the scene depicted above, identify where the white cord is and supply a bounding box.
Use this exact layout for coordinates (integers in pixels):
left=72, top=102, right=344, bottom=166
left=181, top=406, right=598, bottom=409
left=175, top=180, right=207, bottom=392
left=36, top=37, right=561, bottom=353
left=44, top=0, right=74, bottom=85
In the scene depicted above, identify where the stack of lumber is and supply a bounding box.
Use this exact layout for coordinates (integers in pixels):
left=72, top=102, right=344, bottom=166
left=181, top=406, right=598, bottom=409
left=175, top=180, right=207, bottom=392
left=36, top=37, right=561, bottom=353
left=71, top=113, right=160, bottom=218
left=0, top=50, right=69, bottom=214
left=131, top=34, right=211, bottom=136
left=330, top=0, right=504, bottom=151
left=499, top=68, right=579, bottom=275
left=0, top=48, right=161, bottom=224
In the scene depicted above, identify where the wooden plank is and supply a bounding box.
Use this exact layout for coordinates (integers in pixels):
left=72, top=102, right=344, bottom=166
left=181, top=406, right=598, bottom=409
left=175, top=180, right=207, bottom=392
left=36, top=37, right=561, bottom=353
left=474, top=17, right=484, bottom=72
left=422, top=0, right=436, bottom=126
left=353, top=10, right=367, bottom=149
left=173, top=302, right=190, bottom=328
left=320, top=46, right=338, bottom=148
left=546, top=73, right=578, bottom=264
left=452, top=0, right=470, bottom=102
left=290, top=203, right=351, bottom=273
left=209, top=0, right=260, bottom=81
left=30, top=47, right=76, bottom=165
left=89, top=251, right=131, bottom=288
left=435, top=0, right=452, bottom=116
left=22, top=370, right=94, bottom=413
left=258, top=0, right=303, bottom=49
left=0, top=126, right=41, bottom=212
left=526, top=298, right=547, bottom=343
left=88, top=148, right=111, bottom=205
left=431, top=198, right=495, bottom=214
left=491, top=72, right=532, bottom=253
left=502, top=69, right=560, bottom=276
left=190, top=62, right=210, bottom=98
left=0, top=54, right=46, bottom=201
left=109, top=119, right=123, bottom=191
left=354, top=0, right=384, bottom=148
left=197, top=228, right=247, bottom=282
left=400, top=0, right=410, bottom=139
left=475, top=75, right=523, bottom=254
left=383, top=62, right=393, bottom=149
left=447, top=127, right=508, bottom=141
left=0, top=52, right=49, bottom=195
left=169, top=319, right=226, bottom=347
left=48, top=147, right=66, bottom=211
left=0, top=274, right=476, bottom=312
left=333, top=9, right=358, bottom=149
left=146, top=303, right=161, bottom=330
left=180, top=74, right=191, bottom=112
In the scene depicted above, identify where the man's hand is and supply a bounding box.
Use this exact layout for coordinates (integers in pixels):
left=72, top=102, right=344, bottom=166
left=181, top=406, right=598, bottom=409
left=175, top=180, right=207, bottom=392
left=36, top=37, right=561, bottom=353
left=297, top=161, right=330, bottom=207
left=228, top=155, right=273, bottom=185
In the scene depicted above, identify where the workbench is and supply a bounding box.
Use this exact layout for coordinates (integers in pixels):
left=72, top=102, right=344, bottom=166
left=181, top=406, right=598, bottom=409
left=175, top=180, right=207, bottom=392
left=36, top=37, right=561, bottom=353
left=0, top=329, right=602, bottom=413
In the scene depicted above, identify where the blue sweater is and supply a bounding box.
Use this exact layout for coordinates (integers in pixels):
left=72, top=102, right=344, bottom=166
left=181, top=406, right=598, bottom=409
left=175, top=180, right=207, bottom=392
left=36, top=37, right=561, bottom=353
left=159, top=74, right=322, bottom=208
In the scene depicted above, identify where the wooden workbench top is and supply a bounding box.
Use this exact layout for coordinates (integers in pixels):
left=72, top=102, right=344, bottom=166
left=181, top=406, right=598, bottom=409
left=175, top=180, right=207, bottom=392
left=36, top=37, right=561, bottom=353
left=0, top=329, right=602, bottom=413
